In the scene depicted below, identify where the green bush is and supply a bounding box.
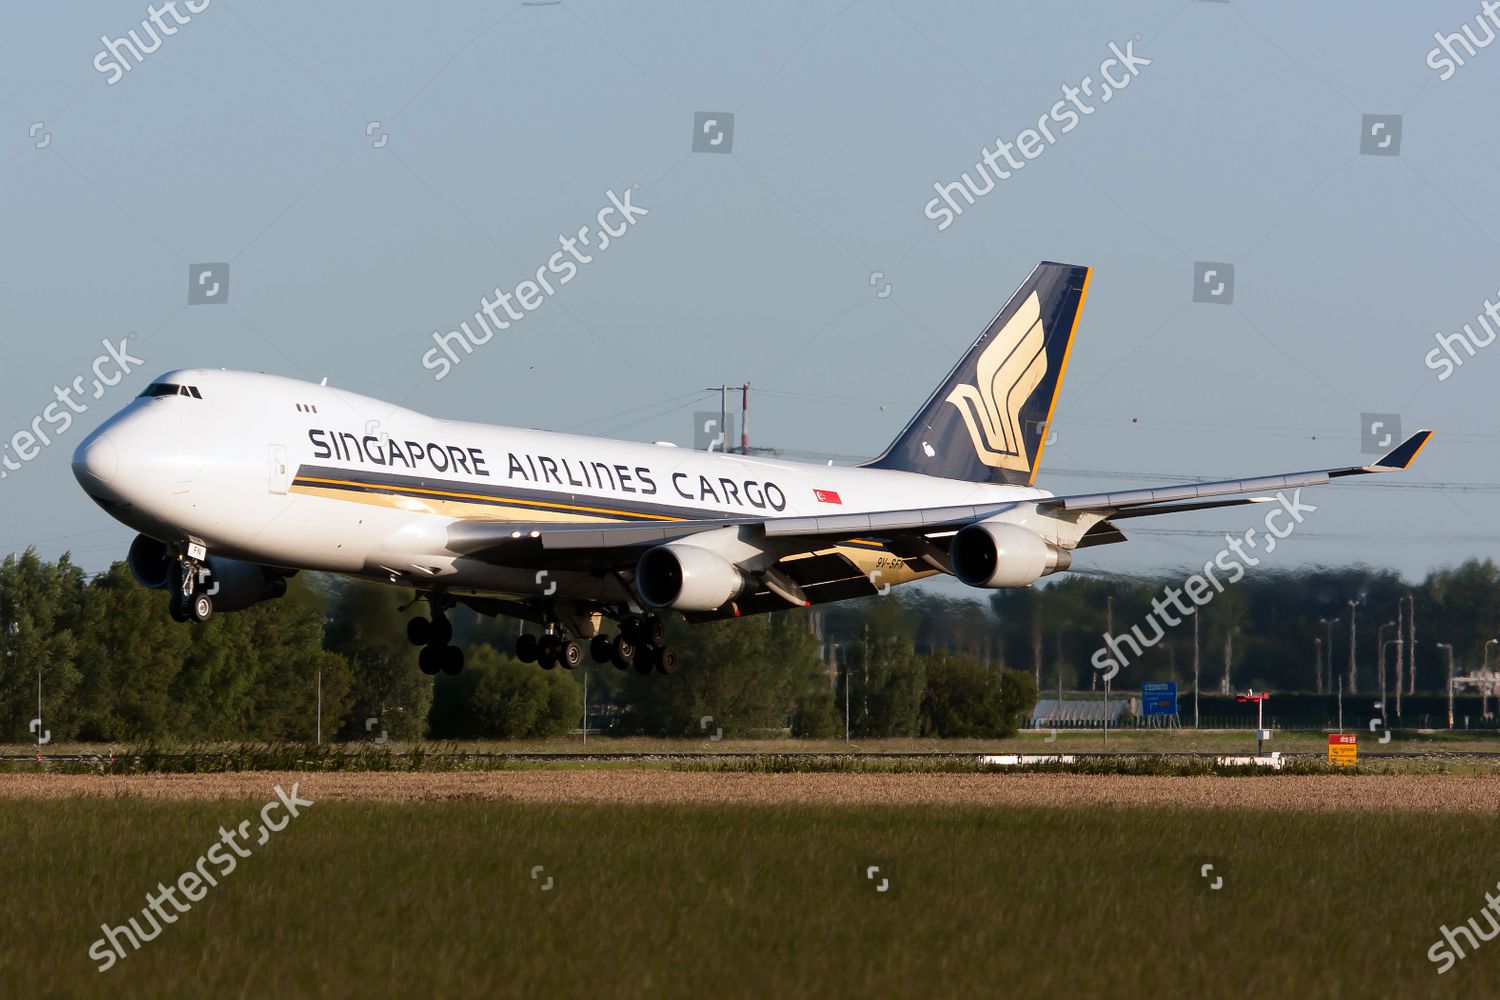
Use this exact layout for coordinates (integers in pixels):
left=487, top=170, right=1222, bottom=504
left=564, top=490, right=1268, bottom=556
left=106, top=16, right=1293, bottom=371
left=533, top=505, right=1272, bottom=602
left=428, top=645, right=579, bottom=739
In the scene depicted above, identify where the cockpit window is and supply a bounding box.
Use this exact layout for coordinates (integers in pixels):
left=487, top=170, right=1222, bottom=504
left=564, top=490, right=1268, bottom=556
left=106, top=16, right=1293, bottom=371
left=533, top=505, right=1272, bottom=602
left=138, top=383, right=203, bottom=399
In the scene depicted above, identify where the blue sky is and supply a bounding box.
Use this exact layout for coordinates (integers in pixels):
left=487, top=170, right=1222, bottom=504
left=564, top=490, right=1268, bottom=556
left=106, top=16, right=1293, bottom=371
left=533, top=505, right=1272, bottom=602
left=2, top=0, right=1498, bottom=585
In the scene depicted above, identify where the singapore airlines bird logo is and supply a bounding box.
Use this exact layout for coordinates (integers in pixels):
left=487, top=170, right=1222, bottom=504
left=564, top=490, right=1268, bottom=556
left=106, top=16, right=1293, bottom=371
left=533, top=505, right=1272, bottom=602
left=944, top=292, right=1047, bottom=472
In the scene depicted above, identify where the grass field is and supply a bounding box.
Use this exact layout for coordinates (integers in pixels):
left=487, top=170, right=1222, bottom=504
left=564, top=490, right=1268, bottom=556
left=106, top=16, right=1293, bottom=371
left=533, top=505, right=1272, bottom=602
left=3, top=777, right=1498, bottom=997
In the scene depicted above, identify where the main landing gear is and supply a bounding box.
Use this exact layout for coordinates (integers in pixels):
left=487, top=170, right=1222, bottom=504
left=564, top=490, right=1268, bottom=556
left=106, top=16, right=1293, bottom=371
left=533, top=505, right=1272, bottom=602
left=407, top=601, right=465, bottom=677
left=514, top=630, right=585, bottom=671
left=515, top=614, right=677, bottom=676
left=404, top=597, right=678, bottom=679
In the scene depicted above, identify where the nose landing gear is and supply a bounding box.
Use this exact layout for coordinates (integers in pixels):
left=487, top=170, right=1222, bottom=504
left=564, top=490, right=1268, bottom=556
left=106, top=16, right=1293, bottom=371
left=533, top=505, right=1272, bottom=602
left=169, top=545, right=214, bottom=623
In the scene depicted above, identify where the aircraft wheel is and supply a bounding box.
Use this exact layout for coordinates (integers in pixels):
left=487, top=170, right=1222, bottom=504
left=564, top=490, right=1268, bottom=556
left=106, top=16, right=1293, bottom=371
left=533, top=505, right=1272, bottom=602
left=642, top=615, right=668, bottom=647
left=590, top=634, right=614, bottom=665
left=655, top=645, right=679, bottom=675
left=429, top=615, right=453, bottom=647
left=561, top=641, right=584, bottom=670
left=635, top=645, right=659, bottom=676
left=407, top=617, right=431, bottom=647
left=538, top=649, right=558, bottom=670
left=619, top=616, right=643, bottom=644
left=418, top=646, right=442, bottom=675
left=190, top=594, right=214, bottom=623
left=440, top=646, right=465, bottom=676
left=516, top=634, right=539, bottom=664
left=169, top=594, right=190, bottom=623
left=611, top=636, right=636, bottom=671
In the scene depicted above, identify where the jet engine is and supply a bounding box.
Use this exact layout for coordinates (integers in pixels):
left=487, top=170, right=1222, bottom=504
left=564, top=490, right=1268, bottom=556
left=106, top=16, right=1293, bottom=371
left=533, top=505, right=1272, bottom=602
left=127, top=534, right=174, bottom=590
left=636, top=543, right=746, bottom=612
left=950, top=521, right=1070, bottom=589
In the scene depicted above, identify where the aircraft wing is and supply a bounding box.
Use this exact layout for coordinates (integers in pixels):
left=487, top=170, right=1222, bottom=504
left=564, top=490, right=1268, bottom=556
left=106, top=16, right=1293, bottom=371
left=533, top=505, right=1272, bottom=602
left=1042, top=429, right=1433, bottom=519
left=446, top=430, right=1433, bottom=565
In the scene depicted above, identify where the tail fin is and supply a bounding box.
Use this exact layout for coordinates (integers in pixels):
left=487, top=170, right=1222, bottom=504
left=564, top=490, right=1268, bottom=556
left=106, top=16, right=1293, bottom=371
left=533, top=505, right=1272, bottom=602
left=864, top=261, right=1091, bottom=487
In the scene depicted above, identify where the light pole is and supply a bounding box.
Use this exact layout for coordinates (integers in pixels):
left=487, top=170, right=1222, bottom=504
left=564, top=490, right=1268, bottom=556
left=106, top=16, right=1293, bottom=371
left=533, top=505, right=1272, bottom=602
left=1395, top=597, right=1408, bottom=718
left=1378, top=621, right=1395, bottom=726
left=1398, top=599, right=1410, bottom=701
left=1319, top=617, right=1339, bottom=703
left=1238, top=689, right=1269, bottom=754
left=842, top=645, right=850, bottom=743
left=1104, top=596, right=1112, bottom=748
left=1192, top=612, right=1200, bottom=729
left=1485, top=640, right=1500, bottom=722
left=319, top=614, right=333, bottom=746
left=1437, top=642, right=1454, bottom=729
left=1314, top=635, right=1324, bottom=694
left=1346, top=599, right=1360, bottom=702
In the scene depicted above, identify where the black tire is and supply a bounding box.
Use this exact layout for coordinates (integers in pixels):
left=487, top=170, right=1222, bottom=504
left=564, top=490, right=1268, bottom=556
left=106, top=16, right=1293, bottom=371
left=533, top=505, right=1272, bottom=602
left=611, top=636, right=636, bottom=671
left=516, top=634, right=539, bottom=664
left=169, top=594, right=190, bottom=623
left=643, top=615, right=668, bottom=647
left=406, top=617, right=431, bottom=647
left=190, top=594, right=214, bottom=623
left=561, top=641, right=584, bottom=670
left=538, top=650, right=558, bottom=670
left=429, top=615, right=453, bottom=647
left=590, top=634, right=614, bottom=665
left=441, top=646, right=465, bottom=676
left=418, top=646, right=442, bottom=675
left=656, top=645, right=679, bottom=675
left=635, top=645, right=659, bottom=676
left=619, top=617, right=643, bottom=643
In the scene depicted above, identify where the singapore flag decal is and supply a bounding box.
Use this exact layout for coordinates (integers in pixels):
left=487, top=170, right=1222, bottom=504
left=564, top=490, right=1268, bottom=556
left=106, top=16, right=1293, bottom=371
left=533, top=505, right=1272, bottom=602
left=813, top=489, right=842, bottom=505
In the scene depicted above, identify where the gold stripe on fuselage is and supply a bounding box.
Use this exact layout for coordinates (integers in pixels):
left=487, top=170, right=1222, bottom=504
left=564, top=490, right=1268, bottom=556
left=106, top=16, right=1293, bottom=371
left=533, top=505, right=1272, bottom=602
left=293, top=475, right=684, bottom=522
left=291, top=475, right=929, bottom=586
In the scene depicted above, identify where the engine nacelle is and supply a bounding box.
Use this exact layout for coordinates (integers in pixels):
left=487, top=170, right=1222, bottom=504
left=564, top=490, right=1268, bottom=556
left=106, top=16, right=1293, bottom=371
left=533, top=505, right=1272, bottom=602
left=636, top=543, right=745, bottom=612
left=950, top=521, right=1070, bottom=589
left=127, top=534, right=173, bottom=590
left=203, top=557, right=290, bottom=613
left=126, top=534, right=288, bottom=612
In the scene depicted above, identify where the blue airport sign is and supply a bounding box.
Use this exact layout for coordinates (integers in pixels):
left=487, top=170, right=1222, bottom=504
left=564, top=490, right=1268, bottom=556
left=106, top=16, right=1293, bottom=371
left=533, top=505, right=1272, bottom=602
left=1142, top=682, right=1178, bottom=717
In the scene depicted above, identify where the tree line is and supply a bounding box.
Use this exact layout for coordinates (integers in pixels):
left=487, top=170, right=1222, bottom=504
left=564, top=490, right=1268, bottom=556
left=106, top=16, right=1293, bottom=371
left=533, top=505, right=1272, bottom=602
left=8, top=549, right=1496, bottom=743
left=972, top=561, right=1500, bottom=699
left=0, top=550, right=1035, bottom=743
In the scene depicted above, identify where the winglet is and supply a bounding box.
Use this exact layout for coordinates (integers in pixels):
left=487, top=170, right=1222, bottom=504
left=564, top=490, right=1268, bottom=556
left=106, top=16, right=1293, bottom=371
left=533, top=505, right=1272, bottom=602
left=1370, top=430, right=1434, bottom=471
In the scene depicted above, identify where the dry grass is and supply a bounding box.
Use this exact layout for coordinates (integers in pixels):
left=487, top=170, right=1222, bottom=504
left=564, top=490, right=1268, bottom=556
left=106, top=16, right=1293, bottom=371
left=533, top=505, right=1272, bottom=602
left=3, top=769, right=1499, bottom=813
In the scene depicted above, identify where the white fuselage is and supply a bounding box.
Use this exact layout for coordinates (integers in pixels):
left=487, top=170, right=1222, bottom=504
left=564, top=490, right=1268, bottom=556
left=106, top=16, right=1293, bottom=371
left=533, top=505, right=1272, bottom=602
left=73, top=369, right=1051, bottom=602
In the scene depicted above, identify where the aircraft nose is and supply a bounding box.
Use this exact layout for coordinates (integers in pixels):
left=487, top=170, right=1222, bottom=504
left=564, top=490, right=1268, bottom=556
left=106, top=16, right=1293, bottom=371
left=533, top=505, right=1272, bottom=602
left=72, top=432, right=118, bottom=488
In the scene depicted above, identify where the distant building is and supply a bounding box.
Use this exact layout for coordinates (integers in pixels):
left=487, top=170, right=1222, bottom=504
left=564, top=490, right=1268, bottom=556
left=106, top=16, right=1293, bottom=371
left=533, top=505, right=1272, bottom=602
left=1030, top=698, right=1131, bottom=728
